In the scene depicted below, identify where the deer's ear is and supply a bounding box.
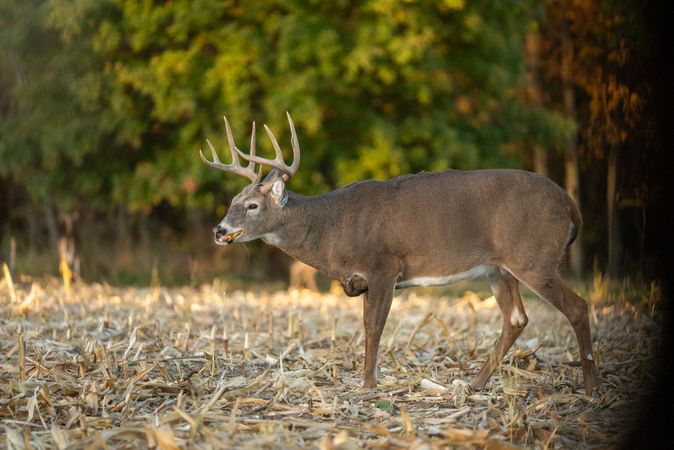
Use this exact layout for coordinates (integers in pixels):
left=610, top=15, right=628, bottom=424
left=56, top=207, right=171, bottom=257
left=269, top=178, right=287, bottom=205
left=260, top=170, right=287, bottom=205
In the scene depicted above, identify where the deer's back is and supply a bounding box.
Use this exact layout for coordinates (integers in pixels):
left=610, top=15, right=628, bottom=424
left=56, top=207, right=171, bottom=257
left=326, top=168, right=575, bottom=276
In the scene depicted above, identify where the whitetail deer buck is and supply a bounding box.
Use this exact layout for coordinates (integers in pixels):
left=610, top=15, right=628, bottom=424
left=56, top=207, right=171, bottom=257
left=200, top=113, right=599, bottom=394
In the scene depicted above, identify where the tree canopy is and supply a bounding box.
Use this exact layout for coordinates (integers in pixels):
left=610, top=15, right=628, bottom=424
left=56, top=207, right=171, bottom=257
left=1, top=0, right=570, bottom=212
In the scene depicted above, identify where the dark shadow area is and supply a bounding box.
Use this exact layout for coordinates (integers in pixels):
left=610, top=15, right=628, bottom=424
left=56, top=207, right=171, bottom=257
left=619, top=0, right=674, bottom=447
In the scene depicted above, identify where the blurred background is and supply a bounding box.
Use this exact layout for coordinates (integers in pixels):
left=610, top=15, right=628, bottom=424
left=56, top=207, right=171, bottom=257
left=0, top=0, right=668, bottom=288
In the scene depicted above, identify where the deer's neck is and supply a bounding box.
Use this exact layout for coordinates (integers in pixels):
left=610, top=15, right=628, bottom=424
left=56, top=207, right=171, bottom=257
left=262, top=192, right=338, bottom=275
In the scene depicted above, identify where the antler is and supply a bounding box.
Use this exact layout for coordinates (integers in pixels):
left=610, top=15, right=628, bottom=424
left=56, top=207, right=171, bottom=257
left=200, top=116, right=260, bottom=183
left=236, top=112, right=300, bottom=181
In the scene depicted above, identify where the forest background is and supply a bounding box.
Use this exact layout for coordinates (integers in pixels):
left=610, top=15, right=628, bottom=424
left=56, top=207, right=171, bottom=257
left=0, top=0, right=670, bottom=288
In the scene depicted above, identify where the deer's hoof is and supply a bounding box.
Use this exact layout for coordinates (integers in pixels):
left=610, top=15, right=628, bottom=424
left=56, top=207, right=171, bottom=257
left=469, top=378, right=486, bottom=391
left=363, top=379, right=377, bottom=389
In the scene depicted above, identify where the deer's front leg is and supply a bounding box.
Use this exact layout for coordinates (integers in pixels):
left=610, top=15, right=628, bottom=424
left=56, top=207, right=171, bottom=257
left=362, top=275, right=396, bottom=389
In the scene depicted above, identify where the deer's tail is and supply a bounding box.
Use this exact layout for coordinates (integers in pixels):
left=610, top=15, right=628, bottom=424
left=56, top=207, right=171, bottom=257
left=565, top=195, right=583, bottom=248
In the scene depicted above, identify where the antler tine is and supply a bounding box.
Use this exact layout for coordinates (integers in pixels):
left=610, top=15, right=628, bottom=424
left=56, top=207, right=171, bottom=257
left=249, top=121, right=264, bottom=180
left=236, top=113, right=301, bottom=181
left=199, top=116, right=260, bottom=183
left=223, top=116, right=241, bottom=166
left=264, top=124, right=288, bottom=163
left=286, top=112, right=300, bottom=177
left=248, top=121, right=257, bottom=169
left=199, top=139, right=221, bottom=166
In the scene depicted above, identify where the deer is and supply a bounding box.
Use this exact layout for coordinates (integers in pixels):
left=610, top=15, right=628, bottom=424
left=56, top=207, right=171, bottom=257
left=200, top=113, right=599, bottom=394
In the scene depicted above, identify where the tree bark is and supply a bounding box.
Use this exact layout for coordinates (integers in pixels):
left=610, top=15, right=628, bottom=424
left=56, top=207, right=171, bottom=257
left=607, top=149, right=622, bottom=279
left=561, top=23, right=584, bottom=278
left=533, top=146, right=548, bottom=178
left=0, top=176, right=10, bottom=259
left=564, top=150, right=583, bottom=276
left=42, top=193, right=59, bottom=253
left=525, top=31, right=548, bottom=177
left=116, top=205, right=131, bottom=249
left=9, top=237, right=16, bottom=273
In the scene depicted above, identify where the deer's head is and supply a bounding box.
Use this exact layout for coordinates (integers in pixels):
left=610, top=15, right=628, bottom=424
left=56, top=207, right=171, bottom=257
left=200, top=113, right=300, bottom=245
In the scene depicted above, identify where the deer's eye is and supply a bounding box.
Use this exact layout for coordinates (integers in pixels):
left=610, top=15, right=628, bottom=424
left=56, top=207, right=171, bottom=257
left=247, top=203, right=258, bottom=210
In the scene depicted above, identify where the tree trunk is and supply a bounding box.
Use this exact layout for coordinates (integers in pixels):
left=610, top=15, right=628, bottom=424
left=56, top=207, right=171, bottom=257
left=116, top=205, right=131, bottom=249
left=9, top=237, right=16, bottom=273
left=561, top=23, right=584, bottom=278
left=564, top=150, right=583, bottom=276
left=607, top=149, right=622, bottom=279
left=42, top=193, right=59, bottom=253
left=525, top=31, right=548, bottom=177
left=0, top=176, right=11, bottom=260
left=0, top=179, right=4, bottom=254
left=533, top=146, right=548, bottom=178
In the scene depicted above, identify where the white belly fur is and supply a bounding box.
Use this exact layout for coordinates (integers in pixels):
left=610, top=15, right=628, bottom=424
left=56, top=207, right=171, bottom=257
left=396, top=264, right=494, bottom=289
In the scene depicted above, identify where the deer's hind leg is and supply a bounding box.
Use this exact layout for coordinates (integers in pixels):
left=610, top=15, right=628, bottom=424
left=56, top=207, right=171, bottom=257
left=471, top=269, right=528, bottom=390
left=508, top=267, right=599, bottom=394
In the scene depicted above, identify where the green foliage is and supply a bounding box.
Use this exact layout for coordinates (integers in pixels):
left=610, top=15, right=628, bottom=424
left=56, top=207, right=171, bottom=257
left=375, top=400, right=392, bottom=411
left=0, top=0, right=571, bottom=214
left=0, top=0, right=122, bottom=210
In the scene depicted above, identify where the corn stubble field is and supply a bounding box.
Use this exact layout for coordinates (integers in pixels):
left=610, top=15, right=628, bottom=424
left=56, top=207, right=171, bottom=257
left=0, top=274, right=661, bottom=449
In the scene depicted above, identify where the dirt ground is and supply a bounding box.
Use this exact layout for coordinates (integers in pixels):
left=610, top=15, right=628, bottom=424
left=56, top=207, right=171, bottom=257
left=0, top=276, right=661, bottom=449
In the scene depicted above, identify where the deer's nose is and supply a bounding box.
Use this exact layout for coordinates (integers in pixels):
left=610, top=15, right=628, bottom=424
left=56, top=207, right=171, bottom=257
left=213, top=225, right=227, bottom=238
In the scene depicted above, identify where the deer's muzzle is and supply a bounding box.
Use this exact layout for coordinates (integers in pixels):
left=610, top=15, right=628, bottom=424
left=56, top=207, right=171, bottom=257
left=214, top=226, right=243, bottom=245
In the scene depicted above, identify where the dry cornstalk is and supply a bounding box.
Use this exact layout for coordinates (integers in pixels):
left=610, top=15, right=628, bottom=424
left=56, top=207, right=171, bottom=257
left=182, top=323, right=191, bottom=352
left=297, top=309, right=304, bottom=346
left=3, top=262, right=17, bottom=302
left=287, top=310, right=295, bottom=339
left=400, top=404, right=415, bottom=438
left=243, top=332, right=251, bottom=360
left=18, top=328, right=25, bottom=383
left=268, top=310, right=274, bottom=348
left=222, top=326, right=229, bottom=356
left=406, top=312, right=434, bottom=349
left=209, top=325, right=216, bottom=354
left=228, top=398, right=241, bottom=436
left=0, top=279, right=658, bottom=449
left=59, top=257, right=72, bottom=298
